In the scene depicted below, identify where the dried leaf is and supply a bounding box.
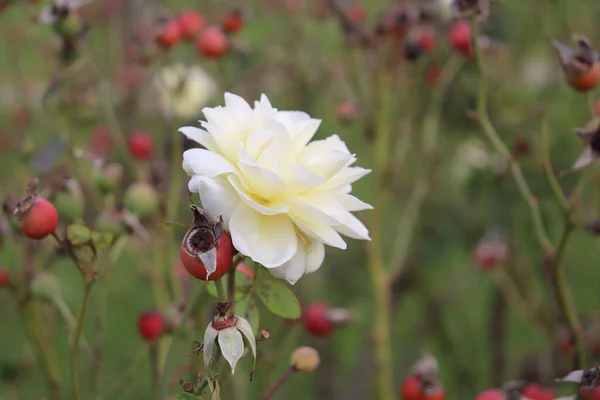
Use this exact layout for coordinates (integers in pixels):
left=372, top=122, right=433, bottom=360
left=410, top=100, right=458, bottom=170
left=217, top=327, right=244, bottom=374
left=203, top=325, right=219, bottom=370
left=235, top=317, right=256, bottom=373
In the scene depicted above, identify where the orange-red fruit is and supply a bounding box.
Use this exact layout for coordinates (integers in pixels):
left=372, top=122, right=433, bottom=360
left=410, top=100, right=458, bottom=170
left=581, top=386, right=600, bottom=400
left=19, top=197, right=59, bottom=240
left=127, top=131, right=153, bottom=161
left=236, top=263, right=255, bottom=281
left=521, top=383, right=554, bottom=400
left=401, top=375, right=424, bottom=400
left=180, top=231, right=234, bottom=281
left=474, top=389, right=505, bottom=400
left=595, top=98, right=600, bottom=116
left=137, top=311, right=164, bottom=342
left=221, top=10, right=243, bottom=34
left=177, top=10, right=205, bottom=40
left=336, top=101, right=361, bottom=122
left=347, top=3, right=366, bottom=23
left=0, top=268, right=8, bottom=288
left=423, top=389, right=445, bottom=400
left=472, top=240, right=507, bottom=270
left=418, top=29, right=436, bottom=53
left=568, top=62, right=600, bottom=91
left=448, top=21, right=473, bottom=59
left=197, top=27, right=229, bottom=58
left=303, top=302, right=335, bottom=337
left=156, top=20, right=182, bottom=49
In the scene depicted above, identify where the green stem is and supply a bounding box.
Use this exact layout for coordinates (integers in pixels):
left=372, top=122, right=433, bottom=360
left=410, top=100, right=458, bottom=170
left=366, top=67, right=394, bottom=400
left=71, top=280, right=94, bottom=400
left=149, top=343, right=159, bottom=398
left=470, top=18, right=554, bottom=255
left=159, top=284, right=205, bottom=397
left=540, top=114, right=569, bottom=213
left=52, top=295, right=92, bottom=356
left=215, top=278, right=227, bottom=302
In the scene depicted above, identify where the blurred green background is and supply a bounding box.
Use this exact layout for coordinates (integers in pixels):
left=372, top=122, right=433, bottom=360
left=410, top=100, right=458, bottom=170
left=2, top=0, right=600, bottom=399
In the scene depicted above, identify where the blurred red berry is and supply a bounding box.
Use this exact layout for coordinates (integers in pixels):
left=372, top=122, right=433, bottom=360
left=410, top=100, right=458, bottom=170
left=512, top=138, right=531, bottom=158
left=569, top=63, right=600, bottom=91
left=303, top=302, right=335, bottom=337
left=221, top=10, right=243, bottom=34
left=11, top=107, right=30, bottom=129
left=127, top=131, right=153, bottom=161
left=177, top=10, right=205, bottom=40
left=418, top=28, right=436, bottom=52
left=197, top=27, right=229, bottom=58
left=472, top=239, right=508, bottom=270
left=474, top=389, right=505, bottom=400
left=521, top=383, right=555, bottom=400
left=401, top=375, right=424, bottom=400
left=425, top=65, right=443, bottom=85
left=180, top=231, right=233, bottom=281
left=347, top=3, right=366, bottom=23
left=448, top=21, right=473, bottom=59
left=89, top=124, right=113, bottom=157
left=595, top=99, right=600, bottom=116
left=18, top=197, right=59, bottom=240
left=236, top=263, right=255, bottom=281
left=581, top=386, right=600, bottom=400
left=137, top=311, right=164, bottom=342
left=0, top=268, right=8, bottom=288
left=336, top=101, right=361, bottom=122
left=156, top=20, right=182, bottom=49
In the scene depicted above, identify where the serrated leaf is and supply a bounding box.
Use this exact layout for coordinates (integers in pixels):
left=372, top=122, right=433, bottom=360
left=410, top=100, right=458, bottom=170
left=257, top=280, right=301, bottom=319
left=156, top=221, right=188, bottom=229
left=66, top=224, right=91, bottom=246
left=209, top=380, right=220, bottom=400
left=236, top=296, right=260, bottom=332
left=91, top=231, right=113, bottom=250
left=176, top=392, right=202, bottom=400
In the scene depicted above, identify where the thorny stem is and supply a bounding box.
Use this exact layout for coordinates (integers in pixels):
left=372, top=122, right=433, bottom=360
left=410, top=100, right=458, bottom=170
left=24, top=302, right=62, bottom=400
left=261, top=367, right=296, bottom=400
left=159, top=283, right=205, bottom=397
left=470, top=18, right=554, bottom=256
left=366, top=66, right=394, bottom=400
left=72, top=279, right=94, bottom=400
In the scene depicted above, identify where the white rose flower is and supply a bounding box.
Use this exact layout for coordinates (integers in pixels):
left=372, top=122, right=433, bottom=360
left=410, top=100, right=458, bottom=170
left=153, top=64, right=218, bottom=120
left=180, top=93, right=372, bottom=284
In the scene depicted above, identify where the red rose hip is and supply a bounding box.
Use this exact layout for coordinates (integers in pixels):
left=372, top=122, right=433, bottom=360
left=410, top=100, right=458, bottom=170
left=137, top=311, right=164, bottom=342
left=474, top=389, right=505, bottom=400
left=127, top=131, right=153, bottom=161
left=448, top=21, right=473, bottom=58
left=177, top=10, right=205, bottom=40
left=17, top=197, right=59, bottom=240
left=0, top=268, right=8, bottom=288
left=197, top=27, right=228, bottom=58
left=221, top=10, right=243, bottom=34
left=303, top=302, right=335, bottom=337
left=180, top=230, right=233, bottom=281
left=401, top=375, right=424, bottom=400
left=521, top=383, right=555, bottom=400
left=156, top=20, right=182, bottom=49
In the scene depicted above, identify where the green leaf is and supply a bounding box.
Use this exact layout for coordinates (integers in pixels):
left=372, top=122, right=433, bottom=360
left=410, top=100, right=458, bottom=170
left=156, top=221, right=188, bottom=229
left=91, top=231, right=113, bottom=250
left=236, top=295, right=260, bottom=332
left=190, top=192, right=202, bottom=207
left=66, top=224, right=91, bottom=246
left=176, top=392, right=202, bottom=400
left=257, top=280, right=301, bottom=319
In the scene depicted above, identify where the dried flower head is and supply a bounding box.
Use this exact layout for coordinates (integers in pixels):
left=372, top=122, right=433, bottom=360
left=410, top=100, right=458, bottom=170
left=551, top=35, right=600, bottom=91
left=453, top=0, right=490, bottom=20
left=562, top=117, right=600, bottom=174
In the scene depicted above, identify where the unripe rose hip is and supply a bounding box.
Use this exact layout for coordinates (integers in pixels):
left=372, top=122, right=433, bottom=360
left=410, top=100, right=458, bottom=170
left=15, top=196, right=59, bottom=240
left=137, top=311, right=164, bottom=342
left=95, top=209, right=126, bottom=236
left=290, top=346, right=320, bottom=372
left=177, top=10, right=205, bottom=40
left=127, top=131, right=153, bottom=161
left=124, top=182, right=159, bottom=219
left=197, top=27, right=228, bottom=58
left=53, top=186, right=84, bottom=224
left=93, top=162, right=123, bottom=194
left=0, top=268, right=8, bottom=288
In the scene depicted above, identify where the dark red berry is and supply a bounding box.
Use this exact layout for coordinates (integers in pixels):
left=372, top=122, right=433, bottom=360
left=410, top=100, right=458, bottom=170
left=474, top=389, right=505, bottom=400
left=401, top=375, right=424, bottom=400
left=0, top=268, right=8, bottom=288
left=127, top=131, right=153, bottom=161
left=303, top=302, right=335, bottom=337
left=180, top=230, right=233, bottom=281
left=581, top=386, right=600, bottom=400
left=156, top=19, right=182, bottom=49
left=521, top=383, right=555, bottom=400
left=137, top=311, right=164, bottom=342
left=17, top=197, right=59, bottom=240
left=336, top=101, right=361, bottom=122
left=177, top=10, right=205, bottom=40
left=221, top=10, right=243, bottom=34
left=196, top=27, right=228, bottom=58
left=417, top=28, right=436, bottom=52
left=512, top=138, right=531, bottom=158
left=473, top=239, right=508, bottom=270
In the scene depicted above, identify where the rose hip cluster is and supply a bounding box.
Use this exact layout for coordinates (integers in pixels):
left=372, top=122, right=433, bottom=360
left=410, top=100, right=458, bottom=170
left=155, top=9, right=244, bottom=58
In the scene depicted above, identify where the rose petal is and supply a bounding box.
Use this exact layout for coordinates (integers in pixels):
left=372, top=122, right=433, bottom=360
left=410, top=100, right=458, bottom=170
left=268, top=237, right=307, bottom=284
left=333, top=212, right=371, bottom=240
left=306, top=239, right=325, bottom=273
left=228, top=175, right=289, bottom=216
left=189, top=176, right=240, bottom=229
left=183, top=149, right=238, bottom=177
left=179, top=126, right=217, bottom=151
left=237, top=144, right=287, bottom=198
left=229, top=205, right=297, bottom=268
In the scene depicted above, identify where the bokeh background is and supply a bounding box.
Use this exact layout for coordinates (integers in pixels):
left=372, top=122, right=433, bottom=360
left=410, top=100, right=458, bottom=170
left=2, top=0, right=600, bottom=399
